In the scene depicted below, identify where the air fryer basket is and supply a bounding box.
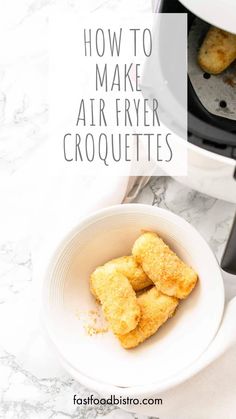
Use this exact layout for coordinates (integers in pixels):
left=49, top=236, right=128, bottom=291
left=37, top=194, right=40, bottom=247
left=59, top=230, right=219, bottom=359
left=158, top=0, right=236, bottom=160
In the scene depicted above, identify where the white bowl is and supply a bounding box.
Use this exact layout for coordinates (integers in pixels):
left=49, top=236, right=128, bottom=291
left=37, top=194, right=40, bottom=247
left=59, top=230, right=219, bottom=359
left=178, top=0, right=236, bottom=35
left=42, top=204, right=225, bottom=395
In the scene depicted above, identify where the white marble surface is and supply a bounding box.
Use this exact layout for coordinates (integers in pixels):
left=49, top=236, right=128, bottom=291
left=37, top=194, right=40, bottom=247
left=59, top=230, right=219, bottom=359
left=0, top=1, right=236, bottom=418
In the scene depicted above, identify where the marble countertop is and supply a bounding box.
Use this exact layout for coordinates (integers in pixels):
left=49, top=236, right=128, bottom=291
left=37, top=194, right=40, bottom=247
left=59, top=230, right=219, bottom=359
left=0, top=1, right=236, bottom=418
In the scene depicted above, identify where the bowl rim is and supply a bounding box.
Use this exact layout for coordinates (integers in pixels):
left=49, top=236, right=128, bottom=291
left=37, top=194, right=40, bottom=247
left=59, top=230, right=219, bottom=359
left=42, top=203, right=225, bottom=395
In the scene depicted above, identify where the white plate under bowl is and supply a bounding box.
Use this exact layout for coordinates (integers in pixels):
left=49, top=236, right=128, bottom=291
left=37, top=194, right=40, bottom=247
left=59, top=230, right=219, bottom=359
left=42, top=204, right=224, bottom=389
left=179, top=0, right=236, bottom=34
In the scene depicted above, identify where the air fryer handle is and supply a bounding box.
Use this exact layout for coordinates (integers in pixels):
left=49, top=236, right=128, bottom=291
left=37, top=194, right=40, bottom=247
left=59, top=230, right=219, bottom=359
left=221, top=215, right=236, bottom=275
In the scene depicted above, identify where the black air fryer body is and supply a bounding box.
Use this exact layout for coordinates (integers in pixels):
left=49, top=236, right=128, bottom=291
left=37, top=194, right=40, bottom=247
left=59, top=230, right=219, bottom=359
left=156, top=0, right=236, bottom=275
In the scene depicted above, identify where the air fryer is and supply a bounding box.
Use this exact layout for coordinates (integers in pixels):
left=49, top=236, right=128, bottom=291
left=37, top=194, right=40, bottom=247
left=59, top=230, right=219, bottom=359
left=156, top=0, right=236, bottom=274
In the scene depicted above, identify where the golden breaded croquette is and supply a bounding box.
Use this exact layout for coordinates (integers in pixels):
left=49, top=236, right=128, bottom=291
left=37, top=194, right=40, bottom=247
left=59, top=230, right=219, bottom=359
left=117, top=287, right=178, bottom=349
left=90, top=267, right=140, bottom=335
left=105, top=256, right=152, bottom=291
left=132, top=232, right=198, bottom=299
left=90, top=256, right=152, bottom=297
left=198, top=26, right=236, bottom=75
